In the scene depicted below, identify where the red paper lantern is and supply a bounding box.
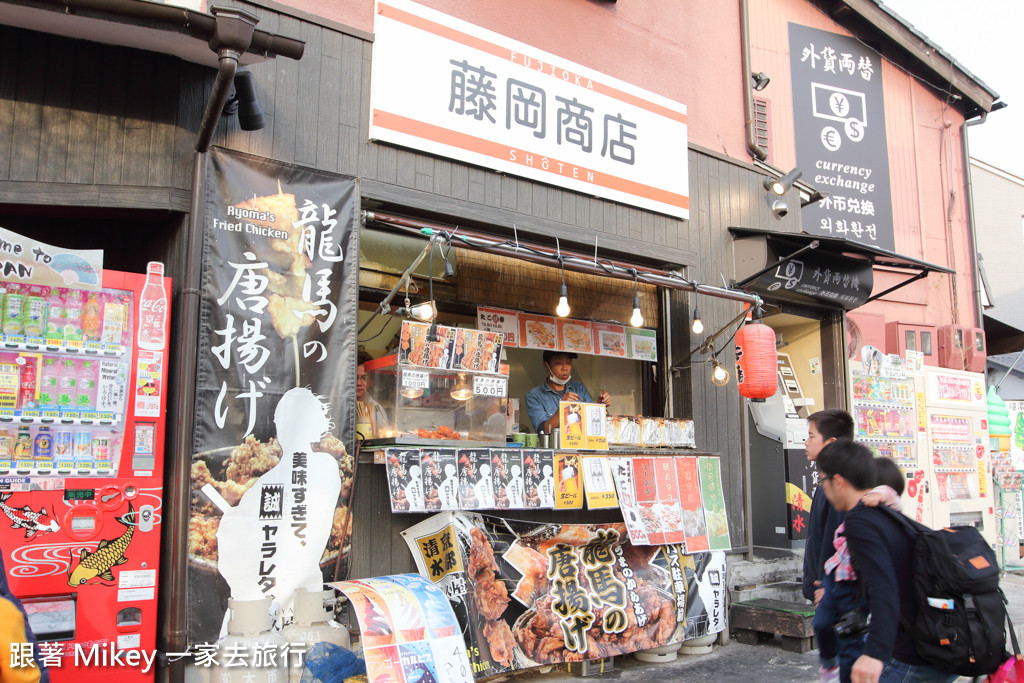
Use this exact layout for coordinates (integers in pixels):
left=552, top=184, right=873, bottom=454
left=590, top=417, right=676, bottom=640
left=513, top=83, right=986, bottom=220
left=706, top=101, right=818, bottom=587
left=734, top=322, right=777, bottom=401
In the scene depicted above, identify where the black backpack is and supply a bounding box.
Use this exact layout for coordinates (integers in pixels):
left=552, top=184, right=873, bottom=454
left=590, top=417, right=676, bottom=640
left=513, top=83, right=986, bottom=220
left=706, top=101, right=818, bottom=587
left=875, top=505, right=1010, bottom=677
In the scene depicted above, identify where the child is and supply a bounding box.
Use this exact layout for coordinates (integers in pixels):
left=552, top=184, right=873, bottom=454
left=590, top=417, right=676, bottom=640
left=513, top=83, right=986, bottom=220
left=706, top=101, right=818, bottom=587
left=813, top=452, right=905, bottom=683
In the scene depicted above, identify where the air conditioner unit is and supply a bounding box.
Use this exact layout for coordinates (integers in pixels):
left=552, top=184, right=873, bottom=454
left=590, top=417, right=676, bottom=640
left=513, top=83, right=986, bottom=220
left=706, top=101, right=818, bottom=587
left=885, top=322, right=938, bottom=366
left=937, top=324, right=986, bottom=371
left=846, top=311, right=885, bottom=360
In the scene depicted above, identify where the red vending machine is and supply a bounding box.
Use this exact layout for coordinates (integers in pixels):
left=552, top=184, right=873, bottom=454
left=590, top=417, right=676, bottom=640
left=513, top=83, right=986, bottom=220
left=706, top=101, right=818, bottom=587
left=0, top=265, right=170, bottom=681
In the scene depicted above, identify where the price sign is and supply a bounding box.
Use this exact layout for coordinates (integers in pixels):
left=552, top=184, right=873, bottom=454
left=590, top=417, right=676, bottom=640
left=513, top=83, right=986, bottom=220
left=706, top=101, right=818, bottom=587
left=401, top=369, right=429, bottom=389
left=473, top=375, right=508, bottom=397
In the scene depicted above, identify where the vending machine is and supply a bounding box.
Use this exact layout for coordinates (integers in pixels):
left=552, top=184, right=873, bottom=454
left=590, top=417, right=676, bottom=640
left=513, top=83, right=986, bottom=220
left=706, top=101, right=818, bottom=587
left=849, top=359, right=931, bottom=525
left=922, top=366, right=995, bottom=548
left=0, top=265, right=170, bottom=681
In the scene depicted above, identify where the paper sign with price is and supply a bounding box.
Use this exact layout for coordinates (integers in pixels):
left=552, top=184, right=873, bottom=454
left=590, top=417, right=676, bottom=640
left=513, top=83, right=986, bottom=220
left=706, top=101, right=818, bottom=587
left=472, top=375, right=507, bottom=398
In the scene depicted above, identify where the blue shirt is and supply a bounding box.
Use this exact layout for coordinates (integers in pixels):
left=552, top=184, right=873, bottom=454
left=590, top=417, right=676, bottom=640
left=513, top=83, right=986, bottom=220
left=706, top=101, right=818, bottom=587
left=525, top=380, right=593, bottom=432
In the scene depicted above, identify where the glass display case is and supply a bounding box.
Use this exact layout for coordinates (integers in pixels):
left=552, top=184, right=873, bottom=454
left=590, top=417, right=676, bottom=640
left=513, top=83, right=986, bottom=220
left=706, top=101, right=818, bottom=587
left=363, top=352, right=508, bottom=446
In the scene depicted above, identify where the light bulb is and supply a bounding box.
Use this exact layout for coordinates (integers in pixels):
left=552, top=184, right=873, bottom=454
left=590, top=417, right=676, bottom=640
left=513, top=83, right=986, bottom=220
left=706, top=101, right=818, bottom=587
left=556, top=282, right=570, bottom=317
left=400, top=386, right=424, bottom=399
left=408, top=301, right=436, bottom=322
left=630, top=292, right=644, bottom=327
left=711, top=360, right=730, bottom=387
left=692, top=306, right=704, bottom=335
left=450, top=373, right=473, bottom=401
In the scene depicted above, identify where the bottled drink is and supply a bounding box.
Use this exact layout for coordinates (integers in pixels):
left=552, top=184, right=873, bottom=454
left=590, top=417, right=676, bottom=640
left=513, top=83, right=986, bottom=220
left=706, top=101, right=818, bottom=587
left=3, top=291, right=24, bottom=335
left=45, top=289, right=64, bottom=340
left=22, top=295, right=45, bottom=337
left=137, top=262, right=167, bottom=350
left=82, top=292, right=101, bottom=340
left=56, top=359, right=77, bottom=409
left=13, top=426, right=32, bottom=458
left=76, top=360, right=97, bottom=411
left=38, top=357, right=59, bottom=408
left=63, top=290, right=83, bottom=342
left=33, top=426, right=52, bottom=461
left=0, top=429, right=12, bottom=458
left=18, top=359, right=36, bottom=409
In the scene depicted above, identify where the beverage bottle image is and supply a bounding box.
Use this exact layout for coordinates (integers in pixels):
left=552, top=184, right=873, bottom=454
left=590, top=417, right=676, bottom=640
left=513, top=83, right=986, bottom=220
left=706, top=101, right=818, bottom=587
left=3, top=290, right=24, bottom=335
left=45, top=288, right=64, bottom=340
left=38, top=357, right=59, bottom=408
left=0, top=429, right=12, bottom=458
left=18, top=358, right=36, bottom=409
left=138, top=261, right=167, bottom=350
left=63, top=290, right=84, bottom=342
left=22, top=295, right=45, bottom=337
left=33, top=426, right=52, bottom=461
left=13, top=427, right=32, bottom=458
left=57, top=359, right=77, bottom=409
left=82, top=292, right=101, bottom=340
left=76, top=360, right=97, bottom=411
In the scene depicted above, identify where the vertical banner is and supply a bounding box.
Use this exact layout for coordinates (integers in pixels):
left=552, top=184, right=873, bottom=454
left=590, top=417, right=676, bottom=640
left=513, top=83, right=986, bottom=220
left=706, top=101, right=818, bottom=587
left=789, top=23, right=895, bottom=251
left=187, top=149, right=360, bottom=644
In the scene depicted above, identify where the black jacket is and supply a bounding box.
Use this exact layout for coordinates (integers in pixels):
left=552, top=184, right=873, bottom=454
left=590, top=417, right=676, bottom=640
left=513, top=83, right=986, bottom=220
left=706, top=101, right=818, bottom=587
left=802, top=484, right=842, bottom=601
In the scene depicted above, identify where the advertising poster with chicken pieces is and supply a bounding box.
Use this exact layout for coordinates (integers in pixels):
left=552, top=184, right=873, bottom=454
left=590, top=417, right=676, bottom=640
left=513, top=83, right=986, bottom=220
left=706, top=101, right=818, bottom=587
left=698, top=457, right=731, bottom=550
left=452, top=327, right=504, bottom=374
left=457, top=449, right=491, bottom=511
left=490, top=449, right=523, bottom=510
left=399, top=320, right=457, bottom=369
left=422, top=448, right=459, bottom=511
left=402, top=512, right=727, bottom=679
left=582, top=455, right=618, bottom=509
left=522, top=450, right=554, bottom=509
left=386, top=448, right=426, bottom=513
left=330, top=574, right=472, bottom=683
left=190, top=149, right=360, bottom=644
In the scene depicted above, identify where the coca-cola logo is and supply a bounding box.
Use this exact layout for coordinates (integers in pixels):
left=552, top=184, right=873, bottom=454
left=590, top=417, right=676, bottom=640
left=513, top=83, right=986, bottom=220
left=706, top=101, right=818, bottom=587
left=140, top=299, right=167, bottom=314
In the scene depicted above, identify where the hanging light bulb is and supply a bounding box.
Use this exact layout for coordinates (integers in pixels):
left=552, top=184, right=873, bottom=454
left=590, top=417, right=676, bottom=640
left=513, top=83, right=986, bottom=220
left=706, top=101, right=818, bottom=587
left=630, top=269, right=644, bottom=327
left=556, top=283, right=570, bottom=318
left=406, top=300, right=436, bottom=322
left=450, top=373, right=474, bottom=401
left=691, top=305, right=704, bottom=335
left=711, top=357, right=731, bottom=387
left=400, top=386, right=425, bottom=399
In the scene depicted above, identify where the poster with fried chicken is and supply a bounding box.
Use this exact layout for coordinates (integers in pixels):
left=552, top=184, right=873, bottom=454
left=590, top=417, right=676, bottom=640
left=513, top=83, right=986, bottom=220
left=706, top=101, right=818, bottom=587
left=422, top=448, right=458, bottom=511
left=522, top=450, right=554, bottom=509
left=329, top=574, right=473, bottom=683
left=402, top=512, right=727, bottom=679
left=386, top=448, right=425, bottom=512
left=189, top=149, right=360, bottom=644
left=490, top=449, right=522, bottom=510
left=457, top=449, right=492, bottom=510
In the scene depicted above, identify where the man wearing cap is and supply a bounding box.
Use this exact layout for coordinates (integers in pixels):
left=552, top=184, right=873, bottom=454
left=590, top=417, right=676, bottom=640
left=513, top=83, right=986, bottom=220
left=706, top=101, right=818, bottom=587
left=525, top=351, right=611, bottom=434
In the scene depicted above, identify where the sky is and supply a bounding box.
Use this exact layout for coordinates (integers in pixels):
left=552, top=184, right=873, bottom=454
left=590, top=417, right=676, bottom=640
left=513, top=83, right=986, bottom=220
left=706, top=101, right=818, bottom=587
left=880, top=0, right=1023, bottom=179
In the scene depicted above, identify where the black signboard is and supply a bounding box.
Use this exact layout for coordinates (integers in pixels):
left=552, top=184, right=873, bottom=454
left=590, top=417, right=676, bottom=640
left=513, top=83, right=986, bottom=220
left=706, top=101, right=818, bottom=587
left=789, top=23, right=895, bottom=251
left=187, top=148, right=360, bottom=644
left=742, top=250, right=873, bottom=310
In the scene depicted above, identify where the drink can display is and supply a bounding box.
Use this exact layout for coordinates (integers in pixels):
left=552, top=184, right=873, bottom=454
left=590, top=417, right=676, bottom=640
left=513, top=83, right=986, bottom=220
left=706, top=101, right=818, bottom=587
left=92, top=437, right=110, bottom=462
left=3, top=293, right=24, bottom=335
left=54, top=430, right=74, bottom=459
left=74, top=431, right=93, bottom=466
left=33, top=426, right=52, bottom=460
left=22, top=295, right=45, bottom=337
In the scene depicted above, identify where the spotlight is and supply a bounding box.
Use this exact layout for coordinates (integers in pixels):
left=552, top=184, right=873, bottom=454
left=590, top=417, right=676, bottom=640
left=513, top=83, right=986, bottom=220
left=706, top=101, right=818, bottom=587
left=629, top=269, right=644, bottom=328
left=770, top=198, right=790, bottom=219
left=397, top=300, right=436, bottom=322
left=691, top=305, right=704, bottom=335
left=711, top=357, right=731, bottom=387
left=223, top=71, right=265, bottom=131
left=763, top=167, right=803, bottom=196
left=751, top=71, right=771, bottom=91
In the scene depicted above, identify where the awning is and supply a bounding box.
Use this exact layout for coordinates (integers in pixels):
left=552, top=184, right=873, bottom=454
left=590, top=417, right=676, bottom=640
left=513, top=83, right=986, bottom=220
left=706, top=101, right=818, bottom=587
left=728, top=227, right=954, bottom=311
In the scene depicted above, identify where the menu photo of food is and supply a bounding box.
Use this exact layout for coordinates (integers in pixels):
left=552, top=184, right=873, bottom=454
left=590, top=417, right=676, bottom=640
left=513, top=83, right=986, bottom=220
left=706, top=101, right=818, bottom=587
left=558, top=319, right=593, bottom=354
left=491, top=449, right=524, bottom=510
left=399, top=320, right=457, bottom=369
left=593, top=323, right=627, bottom=358
left=522, top=450, right=554, bottom=509
left=651, top=457, right=686, bottom=545
left=457, top=449, right=489, bottom=510
left=627, top=328, right=657, bottom=362
left=519, top=314, right=557, bottom=350
left=421, top=448, right=458, bottom=511
left=675, top=456, right=709, bottom=552
left=386, top=448, right=426, bottom=513
left=697, top=456, right=731, bottom=551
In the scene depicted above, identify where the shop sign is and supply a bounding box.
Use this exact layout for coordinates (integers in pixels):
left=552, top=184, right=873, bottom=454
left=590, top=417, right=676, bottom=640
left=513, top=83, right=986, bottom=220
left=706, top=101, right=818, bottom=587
left=0, top=225, right=103, bottom=290
left=401, top=512, right=727, bottom=678
left=370, top=0, right=689, bottom=218
left=743, top=251, right=873, bottom=310
left=187, top=149, right=360, bottom=645
left=789, top=23, right=895, bottom=251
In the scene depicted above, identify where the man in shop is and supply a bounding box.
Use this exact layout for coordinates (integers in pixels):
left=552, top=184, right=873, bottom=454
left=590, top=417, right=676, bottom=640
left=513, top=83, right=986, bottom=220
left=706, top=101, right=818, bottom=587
left=802, top=408, right=854, bottom=682
left=817, top=441, right=957, bottom=683
left=525, top=350, right=611, bottom=434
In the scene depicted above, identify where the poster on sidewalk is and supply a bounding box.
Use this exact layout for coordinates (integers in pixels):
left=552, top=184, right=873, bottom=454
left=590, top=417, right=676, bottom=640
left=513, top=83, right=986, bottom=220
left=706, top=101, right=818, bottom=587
left=401, top=512, right=727, bottom=679
left=188, top=148, right=360, bottom=645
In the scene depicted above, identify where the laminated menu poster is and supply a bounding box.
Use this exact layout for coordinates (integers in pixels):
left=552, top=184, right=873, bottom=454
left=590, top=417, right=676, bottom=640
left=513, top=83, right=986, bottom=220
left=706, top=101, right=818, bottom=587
left=387, top=448, right=426, bottom=513
left=457, top=449, right=492, bottom=510
left=593, top=323, right=627, bottom=358
left=697, top=456, right=731, bottom=550
left=559, top=401, right=608, bottom=451
left=557, top=319, right=593, bottom=355
left=519, top=314, right=557, bottom=350
left=451, top=327, right=504, bottom=374
left=522, top=450, right=554, bottom=509
left=399, top=320, right=457, bottom=369
left=675, top=457, right=709, bottom=552
left=554, top=452, right=584, bottom=509
left=329, top=574, right=472, bottom=683
left=582, top=455, right=618, bottom=509
left=490, top=449, right=523, bottom=510
left=608, top=457, right=649, bottom=546
left=422, top=448, right=459, bottom=511
left=401, top=512, right=728, bottom=679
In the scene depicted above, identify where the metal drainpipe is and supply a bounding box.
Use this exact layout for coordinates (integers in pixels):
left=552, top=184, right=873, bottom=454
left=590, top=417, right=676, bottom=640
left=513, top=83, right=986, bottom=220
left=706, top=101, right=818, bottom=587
left=164, top=9, right=260, bottom=681
left=740, top=0, right=768, bottom=161
left=962, top=112, right=989, bottom=330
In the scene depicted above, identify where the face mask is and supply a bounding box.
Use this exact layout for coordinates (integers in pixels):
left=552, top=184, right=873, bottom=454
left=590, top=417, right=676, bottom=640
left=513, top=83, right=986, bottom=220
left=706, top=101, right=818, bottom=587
left=546, top=364, right=570, bottom=387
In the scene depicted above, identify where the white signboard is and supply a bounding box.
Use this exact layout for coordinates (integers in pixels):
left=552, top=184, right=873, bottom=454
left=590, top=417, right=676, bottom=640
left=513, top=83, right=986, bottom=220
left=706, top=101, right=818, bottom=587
left=370, top=0, right=689, bottom=218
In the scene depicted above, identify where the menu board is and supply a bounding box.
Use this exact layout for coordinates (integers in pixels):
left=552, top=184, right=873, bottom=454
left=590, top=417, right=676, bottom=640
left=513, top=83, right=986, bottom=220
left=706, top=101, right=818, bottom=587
left=484, top=307, right=657, bottom=360
left=581, top=454, right=618, bottom=509
left=593, top=322, right=627, bottom=357
left=400, top=321, right=503, bottom=373
left=609, top=455, right=726, bottom=550
left=557, top=319, right=593, bottom=354
left=559, top=401, right=608, bottom=451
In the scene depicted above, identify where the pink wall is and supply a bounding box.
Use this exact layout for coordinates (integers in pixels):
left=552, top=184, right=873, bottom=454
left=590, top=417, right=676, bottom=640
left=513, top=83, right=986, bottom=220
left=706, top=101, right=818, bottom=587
left=260, top=0, right=749, bottom=164
left=748, top=0, right=977, bottom=329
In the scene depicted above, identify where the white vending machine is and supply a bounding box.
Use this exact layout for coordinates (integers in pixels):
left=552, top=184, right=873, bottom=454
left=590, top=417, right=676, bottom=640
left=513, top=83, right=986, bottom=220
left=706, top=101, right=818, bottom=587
left=922, top=366, right=995, bottom=548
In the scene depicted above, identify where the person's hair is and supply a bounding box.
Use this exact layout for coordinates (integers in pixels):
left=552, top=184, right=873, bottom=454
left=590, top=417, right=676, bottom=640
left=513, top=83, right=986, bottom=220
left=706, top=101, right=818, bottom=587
left=873, top=456, right=905, bottom=497
left=543, top=350, right=578, bottom=364
left=357, top=349, right=375, bottom=366
left=807, top=409, right=855, bottom=441
left=816, top=439, right=876, bottom=490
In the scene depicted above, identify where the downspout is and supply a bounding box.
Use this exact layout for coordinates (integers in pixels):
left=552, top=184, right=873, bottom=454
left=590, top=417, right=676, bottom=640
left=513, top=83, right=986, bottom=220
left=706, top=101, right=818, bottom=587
left=962, top=111, right=989, bottom=330
left=740, top=0, right=768, bottom=161
left=165, top=8, right=259, bottom=681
